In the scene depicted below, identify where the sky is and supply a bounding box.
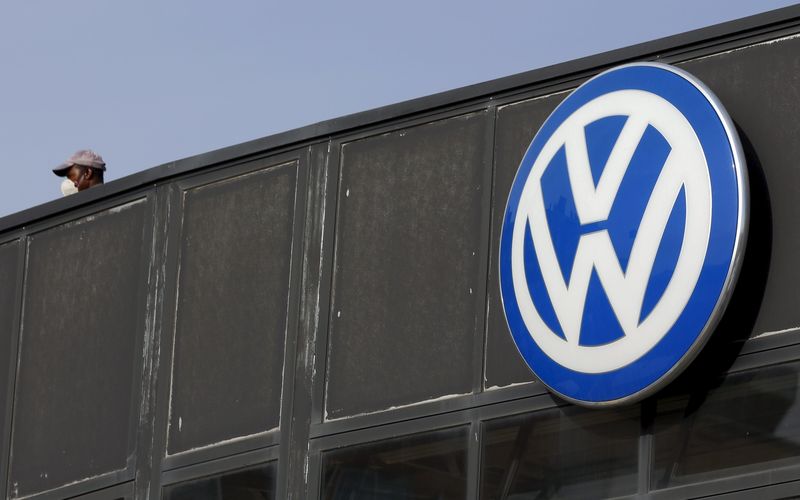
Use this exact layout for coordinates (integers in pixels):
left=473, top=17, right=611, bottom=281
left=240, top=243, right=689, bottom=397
left=0, top=0, right=797, bottom=218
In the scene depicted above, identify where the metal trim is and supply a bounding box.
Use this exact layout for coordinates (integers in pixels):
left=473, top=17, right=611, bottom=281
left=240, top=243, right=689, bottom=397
left=275, top=145, right=312, bottom=499
left=12, top=469, right=133, bottom=500
left=473, top=106, right=499, bottom=395
left=466, top=420, right=481, bottom=500
left=133, top=184, right=173, bottom=499
left=68, top=481, right=135, bottom=500
left=309, top=140, right=340, bottom=427
left=145, top=181, right=183, bottom=498
left=160, top=446, right=279, bottom=487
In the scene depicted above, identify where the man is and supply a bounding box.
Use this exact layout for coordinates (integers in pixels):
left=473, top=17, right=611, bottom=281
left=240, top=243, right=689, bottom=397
left=53, top=149, right=106, bottom=196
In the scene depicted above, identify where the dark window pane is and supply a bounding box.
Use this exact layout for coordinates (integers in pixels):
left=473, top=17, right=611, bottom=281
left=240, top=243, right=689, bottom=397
left=481, top=406, right=639, bottom=499
left=163, top=462, right=276, bottom=500
left=322, top=427, right=468, bottom=500
left=10, top=201, right=147, bottom=497
left=168, top=163, right=296, bottom=454
left=327, top=113, right=489, bottom=418
left=652, top=362, right=800, bottom=489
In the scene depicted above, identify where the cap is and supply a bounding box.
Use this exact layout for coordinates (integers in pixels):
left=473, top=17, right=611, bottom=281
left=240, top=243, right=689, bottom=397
left=53, top=150, right=106, bottom=177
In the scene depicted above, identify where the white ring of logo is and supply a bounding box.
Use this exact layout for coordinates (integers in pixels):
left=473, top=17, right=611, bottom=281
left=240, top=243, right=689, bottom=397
left=510, top=89, right=713, bottom=374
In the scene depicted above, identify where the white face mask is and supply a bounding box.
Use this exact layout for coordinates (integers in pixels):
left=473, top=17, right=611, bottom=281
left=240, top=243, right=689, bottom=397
left=61, top=178, right=79, bottom=196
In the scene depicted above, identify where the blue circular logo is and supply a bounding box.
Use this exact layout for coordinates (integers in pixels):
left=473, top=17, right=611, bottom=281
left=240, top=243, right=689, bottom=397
left=499, top=63, right=748, bottom=406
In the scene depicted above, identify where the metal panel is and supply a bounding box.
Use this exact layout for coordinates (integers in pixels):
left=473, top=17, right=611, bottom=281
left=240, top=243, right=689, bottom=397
left=678, top=35, right=800, bottom=341
left=484, top=92, right=567, bottom=389
left=325, top=112, right=490, bottom=419
left=0, top=243, right=20, bottom=392
left=0, top=240, right=20, bottom=498
left=9, top=200, right=148, bottom=498
left=167, top=162, right=297, bottom=455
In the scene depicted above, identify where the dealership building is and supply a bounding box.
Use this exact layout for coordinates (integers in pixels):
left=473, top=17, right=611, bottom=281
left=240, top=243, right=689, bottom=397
left=2, top=5, right=800, bottom=499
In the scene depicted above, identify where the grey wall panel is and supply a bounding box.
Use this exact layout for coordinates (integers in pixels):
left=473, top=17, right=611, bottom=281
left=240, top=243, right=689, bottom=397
left=485, top=93, right=565, bottom=389
left=167, top=163, right=297, bottom=455
left=326, top=112, right=489, bottom=419
left=0, top=241, right=19, bottom=495
left=10, top=201, right=147, bottom=498
left=0, top=243, right=19, bottom=384
left=679, top=35, right=800, bottom=340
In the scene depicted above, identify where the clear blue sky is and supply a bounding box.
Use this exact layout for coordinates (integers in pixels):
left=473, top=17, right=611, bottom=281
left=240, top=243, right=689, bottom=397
left=0, top=0, right=797, bottom=218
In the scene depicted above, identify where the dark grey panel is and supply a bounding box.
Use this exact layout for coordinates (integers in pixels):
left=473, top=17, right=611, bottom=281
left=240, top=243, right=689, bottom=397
left=485, top=93, right=566, bottom=389
left=0, top=241, right=19, bottom=495
left=0, top=241, right=19, bottom=397
left=678, top=36, right=800, bottom=340
left=168, top=163, right=296, bottom=455
left=326, top=112, right=489, bottom=419
left=10, top=202, right=147, bottom=497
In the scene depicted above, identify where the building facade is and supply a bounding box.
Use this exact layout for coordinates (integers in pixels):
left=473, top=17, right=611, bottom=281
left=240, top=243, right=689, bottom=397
left=2, top=6, right=800, bottom=499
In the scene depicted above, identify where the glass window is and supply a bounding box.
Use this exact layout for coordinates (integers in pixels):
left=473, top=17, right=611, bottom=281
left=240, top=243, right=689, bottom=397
left=481, top=405, right=640, bottom=499
left=652, top=362, right=800, bottom=489
left=163, top=462, right=277, bottom=500
left=322, top=426, right=468, bottom=499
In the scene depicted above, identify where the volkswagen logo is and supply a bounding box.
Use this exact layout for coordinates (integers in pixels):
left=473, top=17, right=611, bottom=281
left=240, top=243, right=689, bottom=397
left=499, top=63, right=748, bottom=407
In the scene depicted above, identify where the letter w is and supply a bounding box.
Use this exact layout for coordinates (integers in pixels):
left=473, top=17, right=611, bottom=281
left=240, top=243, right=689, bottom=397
left=530, top=116, right=684, bottom=345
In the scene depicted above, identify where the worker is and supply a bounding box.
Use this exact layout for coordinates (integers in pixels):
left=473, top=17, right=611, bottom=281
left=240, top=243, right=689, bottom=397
left=53, top=149, right=106, bottom=196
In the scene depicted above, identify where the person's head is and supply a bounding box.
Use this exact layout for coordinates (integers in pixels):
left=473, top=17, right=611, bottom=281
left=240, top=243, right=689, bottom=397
left=53, top=149, right=106, bottom=195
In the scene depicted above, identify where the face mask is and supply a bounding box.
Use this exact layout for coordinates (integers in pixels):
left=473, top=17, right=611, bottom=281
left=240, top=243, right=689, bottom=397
left=61, top=178, right=79, bottom=196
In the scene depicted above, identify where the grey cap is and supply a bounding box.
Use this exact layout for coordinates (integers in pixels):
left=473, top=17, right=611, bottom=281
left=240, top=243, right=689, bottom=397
left=53, top=149, right=106, bottom=177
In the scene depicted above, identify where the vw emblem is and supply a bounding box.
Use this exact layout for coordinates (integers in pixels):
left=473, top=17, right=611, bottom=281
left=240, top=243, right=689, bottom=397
left=499, top=63, right=748, bottom=407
